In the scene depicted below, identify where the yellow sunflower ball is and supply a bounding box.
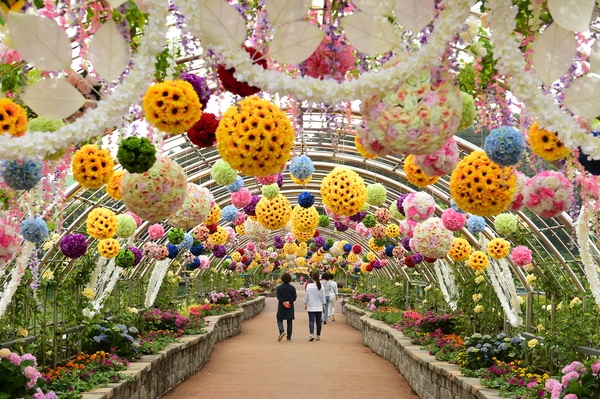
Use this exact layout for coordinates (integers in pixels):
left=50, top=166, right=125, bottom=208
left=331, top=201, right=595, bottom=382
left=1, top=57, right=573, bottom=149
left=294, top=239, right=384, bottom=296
left=208, top=226, right=228, bottom=245
left=291, top=175, right=312, bottom=185
left=231, top=251, right=242, bottom=262
left=296, top=242, right=308, bottom=257
left=205, top=203, right=222, bottom=226
left=98, top=238, right=120, bottom=258
left=487, top=237, right=511, bottom=259
left=355, top=134, right=377, bottom=159
left=468, top=251, right=489, bottom=271
left=366, top=251, right=377, bottom=261
left=320, top=166, right=367, bottom=216
left=106, top=170, right=125, bottom=200
left=142, top=80, right=202, bottom=134
left=528, top=122, right=570, bottom=161
left=216, top=96, right=294, bottom=176
left=235, top=224, right=245, bottom=235
left=449, top=151, right=516, bottom=217
left=347, top=252, right=360, bottom=263
left=293, top=229, right=315, bottom=242
left=86, top=208, right=118, bottom=239
left=255, top=194, right=292, bottom=230
left=385, top=223, right=400, bottom=238
left=284, top=242, right=298, bottom=255
left=291, top=205, right=319, bottom=232
left=72, top=144, right=115, bottom=189
left=448, top=238, right=471, bottom=261
left=0, top=98, right=27, bottom=137
left=404, top=154, right=439, bottom=188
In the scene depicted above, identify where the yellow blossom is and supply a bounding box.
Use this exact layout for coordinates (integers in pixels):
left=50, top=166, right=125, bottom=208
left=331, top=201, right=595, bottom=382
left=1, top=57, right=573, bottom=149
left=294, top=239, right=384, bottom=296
left=472, top=293, right=483, bottom=302
left=537, top=324, right=544, bottom=331
left=395, top=282, right=401, bottom=287
left=557, top=302, right=562, bottom=310
left=82, top=288, right=95, bottom=299
left=475, top=276, right=485, bottom=284
left=525, top=274, right=536, bottom=286
left=0, top=348, right=10, bottom=358
left=517, top=296, right=524, bottom=304
left=17, top=329, right=28, bottom=337
left=425, top=285, right=431, bottom=292
left=527, top=339, right=538, bottom=348
left=569, top=297, right=582, bottom=308
left=474, top=305, right=484, bottom=313
left=128, top=307, right=139, bottom=314
left=41, top=270, right=54, bottom=281
left=43, top=241, right=54, bottom=250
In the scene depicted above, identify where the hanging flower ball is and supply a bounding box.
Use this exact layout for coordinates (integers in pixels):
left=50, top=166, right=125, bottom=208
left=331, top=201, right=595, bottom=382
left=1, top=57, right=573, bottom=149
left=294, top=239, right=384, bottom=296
left=0, top=98, right=27, bottom=137
left=20, top=217, right=48, bottom=244
left=244, top=218, right=270, bottom=242
left=457, top=92, right=476, bottom=130
left=396, top=193, right=409, bottom=216
left=243, top=196, right=260, bottom=217
left=494, top=213, right=518, bottom=235
left=261, top=183, right=279, bottom=199
left=354, top=132, right=377, bottom=159
left=227, top=176, right=244, bottom=193
left=403, top=192, right=435, bottom=223
left=180, top=73, right=211, bottom=109
left=209, top=226, right=228, bottom=245
left=147, top=224, right=165, bottom=240
left=291, top=205, right=319, bottom=232
left=448, top=238, right=471, bottom=261
left=291, top=174, right=312, bottom=185
left=366, top=183, right=387, bottom=206
left=362, top=214, right=377, bottom=228
left=298, top=192, right=315, bottom=208
left=318, top=215, right=330, bottom=227
left=487, top=238, right=510, bottom=259
left=484, top=126, right=526, bottom=167
left=304, top=33, right=356, bottom=81
left=441, top=208, right=466, bottom=231
left=1, top=160, right=43, bottom=191
left=86, top=208, right=117, bottom=239
left=231, top=188, right=252, bottom=209
left=399, top=218, right=417, bottom=238
left=170, top=185, right=213, bottom=229
left=293, top=229, right=315, bottom=242
left=121, top=155, right=187, bottom=223
left=115, top=249, right=135, bottom=268
left=389, top=203, right=404, bottom=220
left=468, top=251, right=489, bottom=271
left=320, top=166, right=367, bottom=216
left=375, top=208, right=392, bottom=224
left=256, top=174, right=279, bottom=185
left=142, top=79, right=202, bottom=134
left=204, top=203, right=222, bottom=226
left=466, top=215, right=486, bottom=234
left=392, top=246, right=405, bottom=258
left=233, top=213, right=247, bottom=226
left=71, top=144, right=115, bottom=189
left=411, top=253, right=424, bottom=264
left=167, top=244, right=179, bottom=259
left=98, top=238, right=120, bottom=259
left=211, top=159, right=238, bottom=186
left=125, top=211, right=142, bottom=228
left=115, top=214, right=137, bottom=238
left=522, top=171, right=573, bottom=218
left=0, top=218, right=20, bottom=267
left=59, top=233, right=88, bottom=259
left=106, top=170, right=125, bottom=200
left=409, top=218, right=453, bottom=259
left=510, top=246, right=532, bottom=266
left=369, top=224, right=385, bottom=239
left=450, top=151, right=516, bottom=217
left=117, top=136, right=156, bottom=174
left=212, top=244, right=228, bottom=258
left=193, top=225, right=210, bottom=242
left=128, top=246, right=143, bottom=266
left=349, top=211, right=366, bottom=223
left=216, top=96, right=294, bottom=177
left=168, top=228, right=185, bottom=245
left=404, top=155, right=440, bottom=188
left=217, top=46, right=267, bottom=97
left=508, top=171, right=529, bottom=212
left=221, top=205, right=239, bottom=223
left=528, top=122, right=570, bottom=161
left=385, top=224, right=400, bottom=238
left=401, top=237, right=412, bottom=252
left=413, top=137, right=459, bottom=177
left=290, top=155, right=315, bottom=181
left=255, top=194, right=292, bottom=230
left=187, top=111, right=219, bottom=148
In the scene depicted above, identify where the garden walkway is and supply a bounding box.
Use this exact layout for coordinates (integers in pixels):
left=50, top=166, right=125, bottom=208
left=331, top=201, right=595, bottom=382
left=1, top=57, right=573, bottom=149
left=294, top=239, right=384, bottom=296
left=162, top=283, right=420, bottom=399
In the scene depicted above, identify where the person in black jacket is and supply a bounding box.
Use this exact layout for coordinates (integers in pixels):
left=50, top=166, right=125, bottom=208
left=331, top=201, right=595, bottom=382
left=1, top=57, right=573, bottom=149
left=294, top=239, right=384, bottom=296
left=276, top=272, right=297, bottom=341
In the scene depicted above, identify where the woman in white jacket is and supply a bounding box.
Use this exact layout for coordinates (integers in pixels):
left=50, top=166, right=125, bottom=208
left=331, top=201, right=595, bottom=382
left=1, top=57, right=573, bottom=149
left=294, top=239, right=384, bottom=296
left=304, top=271, right=326, bottom=341
left=327, top=274, right=339, bottom=322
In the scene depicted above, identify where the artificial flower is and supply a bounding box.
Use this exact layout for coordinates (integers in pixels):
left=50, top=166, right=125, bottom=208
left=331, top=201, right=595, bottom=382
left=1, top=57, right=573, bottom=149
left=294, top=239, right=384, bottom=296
left=304, top=33, right=355, bottom=81
left=448, top=237, right=471, bottom=261
left=217, top=46, right=267, bottom=97
left=116, top=136, right=156, bottom=173
left=468, top=251, right=489, bottom=271
left=404, top=155, right=440, bottom=187
left=528, top=122, right=570, bottom=161
left=354, top=133, right=377, bottom=159
left=402, top=192, right=435, bottom=222
left=375, top=208, right=392, bottom=224
left=291, top=205, right=319, bottom=232
left=106, top=170, right=125, bottom=200
left=522, top=171, right=573, bottom=218
left=255, top=194, right=292, bottom=230
left=170, top=184, right=213, bottom=229
left=1, top=160, right=43, bottom=190
left=205, top=203, right=222, bottom=226
left=98, top=238, right=120, bottom=258
left=413, top=136, right=459, bottom=177
left=142, top=79, right=202, bottom=134
left=366, top=183, right=387, bottom=206
left=494, top=213, right=518, bottom=235
left=487, top=237, right=510, bottom=259
left=187, top=112, right=219, bottom=148
left=410, top=218, right=453, bottom=259
left=59, top=234, right=88, bottom=258
left=86, top=208, right=117, bottom=239
left=0, top=98, right=27, bottom=137
left=72, top=144, right=115, bottom=189
left=320, top=166, right=367, bottom=216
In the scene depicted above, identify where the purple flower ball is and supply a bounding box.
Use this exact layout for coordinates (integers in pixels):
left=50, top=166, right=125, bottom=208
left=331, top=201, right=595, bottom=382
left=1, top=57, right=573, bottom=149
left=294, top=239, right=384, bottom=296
left=334, top=222, right=348, bottom=232
left=128, top=246, right=143, bottom=266
left=60, top=234, right=88, bottom=258
left=397, top=193, right=409, bottom=216
left=349, top=211, right=366, bottom=222
left=212, top=244, right=227, bottom=258
left=180, top=73, right=211, bottom=109
left=277, top=173, right=284, bottom=188
left=313, top=236, right=325, bottom=248
left=411, top=253, right=424, bottom=264
left=401, top=237, right=411, bottom=252
left=273, top=235, right=284, bottom=249
left=373, top=260, right=382, bottom=269
left=243, top=195, right=261, bottom=216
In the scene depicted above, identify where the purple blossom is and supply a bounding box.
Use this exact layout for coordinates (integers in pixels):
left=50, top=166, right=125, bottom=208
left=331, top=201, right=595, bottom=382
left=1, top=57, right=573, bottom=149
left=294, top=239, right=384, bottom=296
left=349, top=212, right=366, bottom=222
left=127, top=246, right=143, bottom=266
left=212, top=244, right=227, bottom=258
left=180, top=73, right=211, bottom=109
left=60, top=233, right=88, bottom=258
left=243, top=195, right=261, bottom=216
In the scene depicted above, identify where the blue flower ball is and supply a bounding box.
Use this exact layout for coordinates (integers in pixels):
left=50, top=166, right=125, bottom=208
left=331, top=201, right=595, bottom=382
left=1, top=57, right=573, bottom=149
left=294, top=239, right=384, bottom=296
left=323, top=244, right=331, bottom=251
left=226, top=176, right=244, bottom=193
left=20, top=217, right=49, bottom=244
left=178, top=233, right=194, bottom=251
left=298, top=191, right=315, bottom=208
left=289, top=155, right=314, bottom=180
left=467, top=215, right=486, bottom=233
left=450, top=199, right=466, bottom=214
left=353, top=266, right=361, bottom=273
left=167, top=244, right=179, bottom=259
left=186, top=257, right=200, bottom=270
left=2, top=160, right=43, bottom=191
left=484, top=126, right=525, bottom=167
left=221, top=205, right=239, bottom=222
left=385, top=245, right=394, bottom=257
left=190, top=243, right=205, bottom=256
left=306, top=251, right=313, bottom=258
left=343, top=243, right=352, bottom=253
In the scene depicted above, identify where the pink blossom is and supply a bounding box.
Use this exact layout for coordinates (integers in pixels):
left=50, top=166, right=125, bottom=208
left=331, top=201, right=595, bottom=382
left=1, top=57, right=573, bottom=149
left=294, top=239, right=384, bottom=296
left=7, top=353, right=21, bottom=366
left=0, top=44, right=22, bottom=64
left=563, top=395, right=578, bottom=399
left=591, top=360, right=600, bottom=375
left=562, top=361, right=585, bottom=374
left=510, top=246, right=532, bottom=266
left=561, top=371, right=580, bottom=387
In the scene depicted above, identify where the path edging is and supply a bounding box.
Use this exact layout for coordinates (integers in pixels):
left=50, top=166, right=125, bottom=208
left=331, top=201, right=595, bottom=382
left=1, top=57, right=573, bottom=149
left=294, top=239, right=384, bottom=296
left=346, top=304, right=503, bottom=399
left=80, top=297, right=265, bottom=399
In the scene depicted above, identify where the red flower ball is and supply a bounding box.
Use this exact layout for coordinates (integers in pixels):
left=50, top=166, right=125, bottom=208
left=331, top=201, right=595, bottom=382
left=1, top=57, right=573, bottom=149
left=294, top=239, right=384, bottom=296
left=237, top=248, right=245, bottom=255
left=313, top=230, right=320, bottom=237
left=352, top=244, right=362, bottom=254
left=404, top=256, right=415, bottom=268
left=217, top=46, right=267, bottom=97
left=206, top=224, right=218, bottom=234
left=365, top=264, right=374, bottom=272
left=187, top=112, right=219, bottom=148
left=424, top=257, right=437, bottom=263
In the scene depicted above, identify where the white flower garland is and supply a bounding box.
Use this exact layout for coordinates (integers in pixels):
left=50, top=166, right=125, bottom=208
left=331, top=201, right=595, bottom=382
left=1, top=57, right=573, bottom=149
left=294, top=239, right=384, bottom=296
left=0, top=241, right=35, bottom=317
left=145, top=258, right=171, bottom=308
left=85, top=258, right=123, bottom=319
left=576, top=202, right=600, bottom=306
left=434, top=259, right=458, bottom=310
left=0, top=0, right=170, bottom=161
left=487, top=0, right=600, bottom=160
left=176, top=0, right=475, bottom=104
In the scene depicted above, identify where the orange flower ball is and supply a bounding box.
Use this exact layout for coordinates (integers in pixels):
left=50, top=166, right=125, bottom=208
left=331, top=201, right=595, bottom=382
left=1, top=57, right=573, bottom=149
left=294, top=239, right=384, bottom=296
left=448, top=238, right=471, bottom=261
left=320, top=166, right=367, bottom=216
left=72, top=144, right=115, bottom=189
left=106, top=170, right=125, bottom=200
left=86, top=208, right=118, bottom=239
left=205, top=203, right=222, bottom=225
left=487, top=237, right=510, bottom=260
left=255, top=194, right=292, bottom=230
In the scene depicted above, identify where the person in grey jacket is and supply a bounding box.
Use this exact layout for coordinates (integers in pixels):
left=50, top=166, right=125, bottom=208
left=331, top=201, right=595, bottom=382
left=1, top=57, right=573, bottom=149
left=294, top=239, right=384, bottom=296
left=276, top=272, right=297, bottom=341
left=303, top=271, right=326, bottom=341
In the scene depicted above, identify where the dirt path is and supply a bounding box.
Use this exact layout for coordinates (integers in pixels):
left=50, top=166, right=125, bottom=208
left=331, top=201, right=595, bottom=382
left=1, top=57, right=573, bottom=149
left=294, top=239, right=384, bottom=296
left=162, top=283, right=420, bottom=399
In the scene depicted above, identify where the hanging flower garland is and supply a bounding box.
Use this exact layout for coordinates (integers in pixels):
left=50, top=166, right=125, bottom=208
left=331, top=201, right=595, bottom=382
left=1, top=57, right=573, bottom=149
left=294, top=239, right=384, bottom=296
left=433, top=260, right=458, bottom=310
left=217, top=46, right=267, bottom=97
left=0, top=242, right=35, bottom=318
left=576, top=203, right=600, bottom=306
left=0, top=218, right=20, bottom=270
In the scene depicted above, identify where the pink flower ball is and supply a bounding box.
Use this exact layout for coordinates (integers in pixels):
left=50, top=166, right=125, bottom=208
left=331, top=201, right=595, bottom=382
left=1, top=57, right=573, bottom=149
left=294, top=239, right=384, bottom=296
left=246, top=242, right=256, bottom=252
left=231, top=188, right=252, bottom=208
left=148, top=224, right=165, bottom=240
left=256, top=174, right=279, bottom=185
left=355, top=222, right=371, bottom=238
left=233, top=212, right=246, bottom=226
left=441, top=208, right=467, bottom=231
left=0, top=218, right=20, bottom=269
left=510, top=246, right=532, bottom=266
left=399, top=218, right=417, bottom=238
left=284, top=232, right=295, bottom=243
left=403, top=192, right=435, bottom=223
left=392, top=246, right=405, bottom=257
left=375, top=208, right=391, bottom=224
left=371, top=224, right=386, bottom=239
left=125, top=211, right=142, bottom=228
left=410, top=218, right=454, bottom=258
left=193, top=225, right=210, bottom=242
left=522, top=171, right=573, bottom=218
left=413, top=137, right=459, bottom=177
left=509, top=171, right=529, bottom=212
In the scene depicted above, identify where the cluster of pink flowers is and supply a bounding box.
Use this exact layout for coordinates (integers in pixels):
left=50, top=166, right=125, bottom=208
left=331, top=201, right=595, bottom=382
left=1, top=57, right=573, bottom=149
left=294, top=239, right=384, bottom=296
left=0, top=217, right=20, bottom=269
left=403, top=192, right=435, bottom=223
left=522, top=171, right=573, bottom=218
left=544, top=360, right=600, bottom=399
left=141, top=242, right=168, bottom=260
left=441, top=208, right=467, bottom=231
left=304, top=34, right=355, bottom=81
left=414, top=137, right=460, bottom=177
left=148, top=223, right=165, bottom=240
left=0, top=349, right=57, bottom=398
left=0, top=43, right=22, bottom=64
left=510, top=246, right=532, bottom=266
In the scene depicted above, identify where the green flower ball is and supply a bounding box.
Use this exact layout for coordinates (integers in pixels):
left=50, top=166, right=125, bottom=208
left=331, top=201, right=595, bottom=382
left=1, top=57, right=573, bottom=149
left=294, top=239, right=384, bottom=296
left=115, top=214, right=137, bottom=238
left=115, top=249, right=135, bottom=268
left=374, top=237, right=387, bottom=247
left=326, top=238, right=335, bottom=247
left=261, top=183, right=279, bottom=199
left=366, top=183, right=387, bottom=206
left=363, top=214, right=377, bottom=228
left=458, top=92, right=476, bottom=131
left=389, top=202, right=404, bottom=220
left=211, top=159, right=238, bottom=186
left=168, top=228, right=185, bottom=244
left=494, top=213, right=518, bottom=235
left=318, top=215, right=330, bottom=227
left=117, top=136, right=157, bottom=173
left=361, top=202, right=370, bottom=212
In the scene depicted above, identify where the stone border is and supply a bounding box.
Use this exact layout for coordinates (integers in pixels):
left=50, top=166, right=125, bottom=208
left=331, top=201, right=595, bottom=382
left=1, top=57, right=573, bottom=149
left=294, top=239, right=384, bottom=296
left=346, top=305, right=503, bottom=399
left=81, top=297, right=265, bottom=399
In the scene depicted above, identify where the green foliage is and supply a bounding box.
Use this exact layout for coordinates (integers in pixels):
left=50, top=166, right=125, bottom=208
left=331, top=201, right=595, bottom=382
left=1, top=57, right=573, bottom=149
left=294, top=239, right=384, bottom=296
left=154, top=47, right=185, bottom=83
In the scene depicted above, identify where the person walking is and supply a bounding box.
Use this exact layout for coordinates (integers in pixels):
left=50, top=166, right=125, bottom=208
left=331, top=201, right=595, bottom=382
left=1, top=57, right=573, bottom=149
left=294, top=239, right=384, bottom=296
left=304, top=270, right=326, bottom=341
left=328, top=273, right=339, bottom=322
left=276, top=272, right=297, bottom=341
left=321, top=273, right=331, bottom=324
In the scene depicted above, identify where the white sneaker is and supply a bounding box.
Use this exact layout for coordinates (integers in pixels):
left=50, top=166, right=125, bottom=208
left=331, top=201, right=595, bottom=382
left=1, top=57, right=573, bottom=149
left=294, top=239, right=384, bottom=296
left=316, top=336, right=320, bottom=341
left=309, top=334, right=315, bottom=341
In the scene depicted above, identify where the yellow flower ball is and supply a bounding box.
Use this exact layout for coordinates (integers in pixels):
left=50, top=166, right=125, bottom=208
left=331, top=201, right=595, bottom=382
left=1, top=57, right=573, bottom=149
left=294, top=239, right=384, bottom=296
left=291, top=205, right=319, bottom=232
left=320, top=166, right=367, bottom=216
left=448, top=238, right=471, bottom=261
left=487, top=237, right=510, bottom=259
left=0, top=98, right=27, bottom=137
left=385, top=224, right=400, bottom=238
left=142, top=80, right=202, bottom=134
left=205, top=203, right=222, bottom=225
left=86, top=207, right=118, bottom=239
left=231, top=251, right=242, bottom=262
left=312, top=251, right=324, bottom=262
left=528, top=122, right=570, bottom=161
left=235, top=224, right=245, bottom=235
left=284, top=242, right=298, bottom=255
left=72, top=144, right=115, bottom=189
left=216, top=96, right=294, bottom=176
left=106, top=170, right=125, bottom=200
left=366, top=251, right=376, bottom=261
left=296, top=243, right=308, bottom=257
left=468, top=251, right=489, bottom=271
left=98, top=238, right=120, bottom=258
left=293, top=229, right=314, bottom=242
left=291, top=175, right=312, bottom=185
left=355, top=134, right=377, bottom=159
left=0, top=0, right=24, bottom=13
left=404, top=154, right=439, bottom=188
left=450, top=151, right=516, bottom=217
left=255, top=194, right=292, bottom=230
left=208, top=226, right=228, bottom=245
left=348, top=252, right=359, bottom=263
